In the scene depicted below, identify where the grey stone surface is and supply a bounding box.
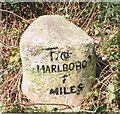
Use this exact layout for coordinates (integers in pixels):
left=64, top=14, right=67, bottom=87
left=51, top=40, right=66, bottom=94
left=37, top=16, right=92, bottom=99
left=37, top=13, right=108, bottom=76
left=20, top=15, right=96, bottom=110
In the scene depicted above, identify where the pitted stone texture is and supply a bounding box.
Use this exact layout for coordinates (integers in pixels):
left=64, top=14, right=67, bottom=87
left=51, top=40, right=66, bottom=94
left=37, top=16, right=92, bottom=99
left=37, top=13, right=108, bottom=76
left=20, top=15, right=96, bottom=110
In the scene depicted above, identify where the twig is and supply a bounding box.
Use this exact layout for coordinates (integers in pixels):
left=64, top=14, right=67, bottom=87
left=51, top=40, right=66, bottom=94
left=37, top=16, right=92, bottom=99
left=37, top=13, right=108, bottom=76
left=84, top=10, right=95, bottom=31
left=99, top=65, right=109, bottom=76
left=81, top=3, right=95, bottom=28
left=21, top=102, right=72, bottom=109
left=76, top=1, right=91, bottom=19
left=3, top=102, right=73, bottom=109
left=92, top=73, right=113, bottom=90
left=0, top=40, right=18, bottom=49
left=0, top=9, right=30, bottom=24
left=0, top=69, right=21, bottom=89
left=97, top=58, right=108, bottom=66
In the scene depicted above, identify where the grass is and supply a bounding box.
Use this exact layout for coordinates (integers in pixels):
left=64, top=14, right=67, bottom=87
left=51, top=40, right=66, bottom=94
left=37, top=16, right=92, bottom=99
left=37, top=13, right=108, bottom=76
left=0, top=2, right=120, bottom=113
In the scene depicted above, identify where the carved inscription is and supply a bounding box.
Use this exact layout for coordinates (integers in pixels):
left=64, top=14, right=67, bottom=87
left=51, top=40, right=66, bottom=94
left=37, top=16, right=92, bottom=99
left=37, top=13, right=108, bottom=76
left=37, top=47, right=91, bottom=74
left=36, top=47, right=92, bottom=95
left=49, top=83, right=84, bottom=95
left=42, top=47, right=72, bottom=61
left=37, top=60, right=89, bottom=74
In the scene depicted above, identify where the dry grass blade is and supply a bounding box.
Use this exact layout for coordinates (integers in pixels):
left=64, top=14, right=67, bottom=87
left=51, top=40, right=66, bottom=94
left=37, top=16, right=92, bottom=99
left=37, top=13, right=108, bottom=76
left=0, top=9, right=30, bottom=24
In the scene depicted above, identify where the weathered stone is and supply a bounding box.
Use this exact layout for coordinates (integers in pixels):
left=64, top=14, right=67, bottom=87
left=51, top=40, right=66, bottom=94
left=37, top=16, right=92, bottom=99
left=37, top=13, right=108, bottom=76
left=20, top=15, right=96, bottom=110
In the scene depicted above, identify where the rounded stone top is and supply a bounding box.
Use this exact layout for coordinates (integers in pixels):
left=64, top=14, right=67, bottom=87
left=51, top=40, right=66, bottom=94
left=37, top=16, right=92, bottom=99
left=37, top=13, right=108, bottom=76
left=20, top=15, right=93, bottom=48
left=20, top=15, right=96, bottom=109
